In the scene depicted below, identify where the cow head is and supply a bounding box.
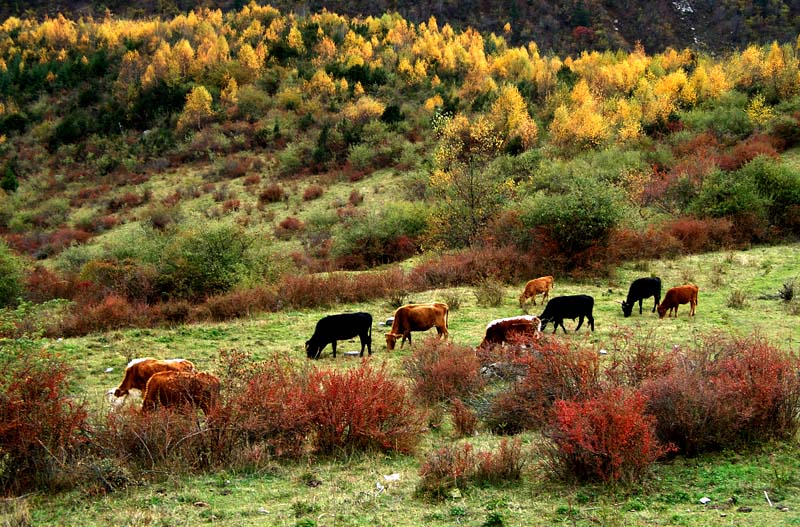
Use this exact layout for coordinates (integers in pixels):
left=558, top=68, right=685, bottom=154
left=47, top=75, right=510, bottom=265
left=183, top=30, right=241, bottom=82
left=305, top=339, right=321, bottom=359
left=385, top=332, right=399, bottom=351
left=620, top=301, right=633, bottom=317
left=656, top=304, right=668, bottom=318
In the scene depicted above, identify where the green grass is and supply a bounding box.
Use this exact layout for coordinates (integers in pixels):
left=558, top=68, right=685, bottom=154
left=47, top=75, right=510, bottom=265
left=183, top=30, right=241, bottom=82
left=14, top=243, right=800, bottom=525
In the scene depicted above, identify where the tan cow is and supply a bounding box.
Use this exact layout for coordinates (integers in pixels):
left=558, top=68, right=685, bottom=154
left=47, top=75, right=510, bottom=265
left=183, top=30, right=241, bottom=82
left=113, top=357, right=195, bottom=397
left=657, top=284, right=699, bottom=318
left=385, top=302, right=449, bottom=351
left=518, top=276, right=554, bottom=308
left=141, top=371, right=220, bottom=415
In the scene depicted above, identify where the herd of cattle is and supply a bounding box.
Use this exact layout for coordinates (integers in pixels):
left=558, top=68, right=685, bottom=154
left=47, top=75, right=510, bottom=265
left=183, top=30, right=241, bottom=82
left=110, top=275, right=699, bottom=414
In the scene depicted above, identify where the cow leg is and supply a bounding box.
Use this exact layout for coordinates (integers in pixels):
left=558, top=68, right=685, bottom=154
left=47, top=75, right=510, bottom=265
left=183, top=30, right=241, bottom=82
left=588, top=313, right=595, bottom=331
left=652, top=297, right=658, bottom=313
left=331, top=340, right=337, bottom=358
left=559, top=319, right=567, bottom=334
left=638, top=299, right=643, bottom=315
left=575, top=316, right=584, bottom=331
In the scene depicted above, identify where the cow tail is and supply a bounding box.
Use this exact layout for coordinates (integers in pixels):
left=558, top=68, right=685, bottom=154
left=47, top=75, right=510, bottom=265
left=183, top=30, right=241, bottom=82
left=445, top=307, right=450, bottom=336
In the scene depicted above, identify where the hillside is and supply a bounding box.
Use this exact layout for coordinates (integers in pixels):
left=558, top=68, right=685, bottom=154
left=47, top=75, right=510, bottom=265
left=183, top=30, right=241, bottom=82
left=1, top=0, right=800, bottom=55
left=0, top=3, right=799, bottom=335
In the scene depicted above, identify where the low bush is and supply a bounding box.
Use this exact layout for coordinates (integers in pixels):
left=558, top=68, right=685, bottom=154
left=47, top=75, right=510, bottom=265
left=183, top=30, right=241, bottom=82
left=450, top=398, right=479, bottom=438
left=640, top=335, right=800, bottom=455
left=259, top=183, right=286, bottom=204
left=416, top=442, right=477, bottom=499
left=277, top=268, right=406, bottom=309
left=54, top=295, right=151, bottom=337
left=305, top=362, right=426, bottom=455
left=416, top=439, right=525, bottom=499
left=544, top=387, right=671, bottom=484
left=403, top=338, right=485, bottom=406
left=485, top=341, right=600, bottom=435
left=79, top=259, right=158, bottom=302
left=473, top=277, right=505, bottom=307
left=302, top=184, right=324, bottom=201
left=604, top=333, right=674, bottom=388
left=474, top=438, right=526, bottom=485
left=0, top=342, right=90, bottom=493
left=665, top=216, right=735, bottom=253
left=225, top=360, right=314, bottom=459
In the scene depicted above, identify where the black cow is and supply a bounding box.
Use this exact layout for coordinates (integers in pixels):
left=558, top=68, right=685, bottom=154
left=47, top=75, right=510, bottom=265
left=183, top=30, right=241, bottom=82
left=305, top=312, right=373, bottom=359
left=621, top=277, right=662, bottom=317
left=539, top=295, right=595, bottom=334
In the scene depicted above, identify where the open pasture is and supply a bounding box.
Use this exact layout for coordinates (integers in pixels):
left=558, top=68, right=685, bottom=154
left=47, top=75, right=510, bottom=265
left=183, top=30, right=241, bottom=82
left=19, top=244, right=800, bottom=526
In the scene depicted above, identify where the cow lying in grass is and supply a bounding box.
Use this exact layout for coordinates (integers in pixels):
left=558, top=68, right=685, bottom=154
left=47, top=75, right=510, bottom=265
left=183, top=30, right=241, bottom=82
left=479, top=315, right=542, bottom=349
left=113, top=357, right=196, bottom=398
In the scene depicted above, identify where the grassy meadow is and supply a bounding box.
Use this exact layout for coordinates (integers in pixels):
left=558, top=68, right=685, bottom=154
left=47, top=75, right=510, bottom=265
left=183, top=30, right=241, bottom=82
left=11, top=243, right=799, bottom=526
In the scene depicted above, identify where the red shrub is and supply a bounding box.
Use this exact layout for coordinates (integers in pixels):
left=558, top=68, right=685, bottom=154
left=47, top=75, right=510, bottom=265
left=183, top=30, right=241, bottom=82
left=416, top=439, right=525, bottom=498
left=475, top=438, right=526, bottom=484
left=403, top=338, right=485, bottom=406
left=641, top=335, right=800, bottom=455
left=227, top=361, right=315, bottom=459
left=606, top=226, right=682, bottom=262
left=150, top=299, right=194, bottom=325
left=275, top=217, right=304, bottom=240
left=666, top=216, right=735, bottom=253
left=0, top=344, right=90, bottom=492
left=485, top=340, right=600, bottom=435
left=305, top=362, right=426, bottom=455
left=604, top=332, right=675, bottom=388
left=302, top=184, right=324, bottom=201
left=259, top=183, right=286, bottom=204
left=53, top=295, right=152, bottom=337
left=277, top=268, right=406, bottom=309
left=545, top=387, right=672, bottom=483
left=243, top=174, right=261, bottom=187
left=719, top=135, right=779, bottom=171
left=79, top=260, right=157, bottom=302
left=107, top=191, right=147, bottom=212
left=416, top=442, right=478, bottom=499
left=218, top=157, right=251, bottom=180
left=200, top=287, right=279, bottom=321
left=222, top=199, right=241, bottom=213
left=450, top=398, right=479, bottom=438
left=348, top=189, right=364, bottom=206
left=24, top=266, right=73, bottom=303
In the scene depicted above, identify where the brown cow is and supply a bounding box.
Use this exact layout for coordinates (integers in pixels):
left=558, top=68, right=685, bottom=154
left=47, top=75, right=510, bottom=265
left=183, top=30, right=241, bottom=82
left=385, top=302, right=449, bottom=351
left=518, top=276, right=554, bottom=308
left=141, top=371, right=220, bottom=415
left=113, top=358, right=196, bottom=397
left=657, top=284, right=699, bottom=318
left=479, top=315, right=542, bottom=349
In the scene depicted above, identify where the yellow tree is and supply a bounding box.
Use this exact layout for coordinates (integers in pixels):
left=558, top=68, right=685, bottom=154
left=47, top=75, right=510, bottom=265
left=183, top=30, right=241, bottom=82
left=177, top=85, right=214, bottom=131
left=427, top=114, right=508, bottom=248
left=549, top=79, right=609, bottom=149
left=488, top=84, right=538, bottom=150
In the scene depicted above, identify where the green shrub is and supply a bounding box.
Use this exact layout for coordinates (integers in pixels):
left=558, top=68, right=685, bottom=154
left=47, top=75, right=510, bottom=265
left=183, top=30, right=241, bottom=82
left=688, top=168, right=769, bottom=223
left=331, top=202, right=428, bottom=267
left=681, top=92, right=753, bottom=140
left=157, top=222, right=254, bottom=300
left=737, top=156, right=800, bottom=231
left=0, top=240, right=24, bottom=307
left=521, top=176, right=624, bottom=256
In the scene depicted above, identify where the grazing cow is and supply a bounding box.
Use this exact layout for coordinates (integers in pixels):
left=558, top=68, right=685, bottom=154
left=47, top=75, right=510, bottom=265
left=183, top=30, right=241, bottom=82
left=657, top=284, right=699, bottom=318
left=305, top=312, right=373, bottom=359
left=539, top=295, right=595, bottom=334
left=479, top=315, right=542, bottom=349
left=385, top=302, right=449, bottom=351
left=113, top=357, right=195, bottom=397
left=621, top=277, right=662, bottom=317
left=141, top=371, right=220, bottom=415
left=518, top=276, right=554, bottom=308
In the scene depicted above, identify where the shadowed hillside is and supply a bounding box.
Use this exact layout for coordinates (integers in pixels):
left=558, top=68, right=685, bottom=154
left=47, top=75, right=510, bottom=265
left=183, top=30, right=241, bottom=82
left=1, top=0, right=799, bottom=55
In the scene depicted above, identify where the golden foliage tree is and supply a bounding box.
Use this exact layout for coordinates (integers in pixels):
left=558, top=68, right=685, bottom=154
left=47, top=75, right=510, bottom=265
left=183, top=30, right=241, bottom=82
left=488, top=84, right=538, bottom=149
left=427, top=114, right=509, bottom=248
left=177, top=85, right=214, bottom=131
